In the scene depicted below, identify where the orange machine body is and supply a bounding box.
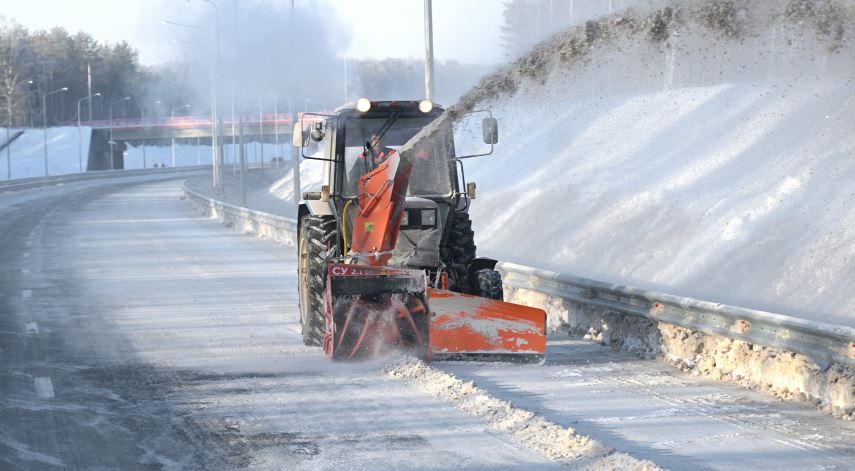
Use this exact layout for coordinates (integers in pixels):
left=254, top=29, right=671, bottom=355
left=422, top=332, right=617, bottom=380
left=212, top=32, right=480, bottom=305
left=325, top=132, right=547, bottom=362
left=350, top=151, right=412, bottom=266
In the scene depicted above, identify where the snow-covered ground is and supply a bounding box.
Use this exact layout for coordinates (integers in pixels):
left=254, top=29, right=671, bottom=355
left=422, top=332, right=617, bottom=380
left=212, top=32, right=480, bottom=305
left=453, top=1, right=855, bottom=327
left=3, top=126, right=93, bottom=177
left=1, top=126, right=284, bottom=179
left=5, top=177, right=850, bottom=469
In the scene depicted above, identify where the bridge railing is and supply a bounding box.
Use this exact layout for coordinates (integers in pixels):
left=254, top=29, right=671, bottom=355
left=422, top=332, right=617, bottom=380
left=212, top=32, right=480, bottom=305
left=81, top=113, right=295, bottom=130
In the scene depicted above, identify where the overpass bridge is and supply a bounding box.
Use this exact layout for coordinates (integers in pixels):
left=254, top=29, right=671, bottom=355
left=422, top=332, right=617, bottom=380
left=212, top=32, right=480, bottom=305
left=85, top=114, right=295, bottom=170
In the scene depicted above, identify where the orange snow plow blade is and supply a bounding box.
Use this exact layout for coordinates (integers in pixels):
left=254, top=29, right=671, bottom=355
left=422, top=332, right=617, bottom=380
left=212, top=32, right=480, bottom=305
left=428, top=288, right=547, bottom=362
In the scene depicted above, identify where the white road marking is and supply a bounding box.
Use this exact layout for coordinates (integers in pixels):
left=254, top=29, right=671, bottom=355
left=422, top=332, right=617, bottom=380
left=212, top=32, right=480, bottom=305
left=21, top=290, right=32, bottom=298
left=34, top=377, right=55, bottom=399
left=23, top=252, right=30, bottom=258
left=25, top=322, right=38, bottom=334
left=21, top=269, right=30, bottom=275
left=25, top=241, right=32, bottom=247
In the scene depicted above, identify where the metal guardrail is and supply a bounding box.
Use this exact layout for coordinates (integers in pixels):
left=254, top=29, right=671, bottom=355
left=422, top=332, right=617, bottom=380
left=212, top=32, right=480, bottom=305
left=176, top=184, right=855, bottom=368
left=0, top=165, right=212, bottom=193
left=497, top=262, right=855, bottom=367
left=183, top=184, right=298, bottom=247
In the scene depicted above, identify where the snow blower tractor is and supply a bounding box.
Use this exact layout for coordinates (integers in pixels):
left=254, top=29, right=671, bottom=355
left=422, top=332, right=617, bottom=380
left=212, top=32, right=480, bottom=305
left=294, top=98, right=546, bottom=362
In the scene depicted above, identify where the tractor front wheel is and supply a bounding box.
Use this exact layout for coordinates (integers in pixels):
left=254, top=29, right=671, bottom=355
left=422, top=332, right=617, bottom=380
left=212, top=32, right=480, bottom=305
left=474, top=268, right=504, bottom=301
left=298, top=215, right=336, bottom=346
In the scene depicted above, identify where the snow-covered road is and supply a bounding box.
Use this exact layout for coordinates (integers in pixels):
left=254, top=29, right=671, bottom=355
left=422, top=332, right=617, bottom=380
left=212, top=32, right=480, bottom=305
left=1, top=177, right=852, bottom=469
left=0, top=177, right=559, bottom=470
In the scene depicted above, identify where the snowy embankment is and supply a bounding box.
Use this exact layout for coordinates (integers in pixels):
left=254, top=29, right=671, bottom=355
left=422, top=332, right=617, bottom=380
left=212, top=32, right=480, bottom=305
left=452, top=0, right=855, bottom=327
left=2, top=126, right=237, bottom=179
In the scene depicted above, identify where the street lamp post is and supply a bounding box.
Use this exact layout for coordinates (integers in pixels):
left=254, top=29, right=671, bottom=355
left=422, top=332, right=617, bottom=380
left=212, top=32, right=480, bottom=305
left=3, top=105, right=10, bottom=179
left=171, top=104, right=191, bottom=167
left=42, top=87, right=68, bottom=176
left=164, top=12, right=221, bottom=189
left=201, top=0, right=224, bottom=192
left=273, top=95, right=279, bottom=170
left=109, top=96, right=130, bottom=171
left=78, top=92, right=101, bottom=173
left=424, top=0, right=435, bottom=100
left=141, top=100, right=160, bottom=169
left=258, top=95, right=263, bottom=170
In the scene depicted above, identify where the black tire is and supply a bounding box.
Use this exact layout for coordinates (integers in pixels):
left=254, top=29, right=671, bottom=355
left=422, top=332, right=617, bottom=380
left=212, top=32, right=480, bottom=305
left=474, top=269, right=504, bottom=301
left=444, top=211, right=476, bottom=293
left=298, top=215, right=337, bottom=346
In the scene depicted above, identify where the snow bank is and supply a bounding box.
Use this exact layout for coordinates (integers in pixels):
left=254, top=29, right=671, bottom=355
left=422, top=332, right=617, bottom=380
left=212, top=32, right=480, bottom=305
left=385, top=356, right=661, bottom=470
left=506, top=286, right=855, bottom=418
left=3, top=126, right=90, bottom=178
left=447, top=0, right=855, bottom=327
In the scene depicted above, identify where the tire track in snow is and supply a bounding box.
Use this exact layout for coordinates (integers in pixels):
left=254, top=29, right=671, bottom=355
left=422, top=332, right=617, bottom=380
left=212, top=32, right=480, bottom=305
left=384, top=356, right=661, bottom=470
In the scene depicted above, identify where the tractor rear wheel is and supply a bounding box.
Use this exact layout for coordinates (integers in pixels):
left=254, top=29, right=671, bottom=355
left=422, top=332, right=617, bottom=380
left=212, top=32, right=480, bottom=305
left=298, top=215, right=336, bottom=346
left=474, top=268, right=504, bottom=301
left=444, top=211, right=476, bottom=293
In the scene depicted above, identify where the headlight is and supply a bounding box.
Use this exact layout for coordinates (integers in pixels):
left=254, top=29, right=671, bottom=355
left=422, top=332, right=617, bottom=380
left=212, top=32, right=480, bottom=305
left=356, top=98, right=371, bottom=113
left=418, top=99, right=433, bottom=113
left=421, top=209, right=436, bottom=226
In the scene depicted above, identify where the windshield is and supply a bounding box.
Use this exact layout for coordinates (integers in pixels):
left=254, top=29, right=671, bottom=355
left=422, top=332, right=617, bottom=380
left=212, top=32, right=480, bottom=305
left=343, top=116, right=453, bottom=197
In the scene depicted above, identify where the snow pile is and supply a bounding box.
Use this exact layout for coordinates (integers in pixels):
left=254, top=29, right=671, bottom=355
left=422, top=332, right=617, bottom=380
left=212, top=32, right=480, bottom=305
left=658, top=323, right=855, bottom=419
left=3, top=127, right=90, bottom=177
left=507, top=285, right=855, bottom=418
left=385, top=355, right=661, bottom=470
left=445, top=0, right=855, bottom=326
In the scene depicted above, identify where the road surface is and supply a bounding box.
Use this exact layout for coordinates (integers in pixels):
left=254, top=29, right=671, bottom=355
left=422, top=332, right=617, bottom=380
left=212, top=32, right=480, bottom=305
left=1, top=176, right=852, bottom=469
left=0, top=177, right=559, bottom=470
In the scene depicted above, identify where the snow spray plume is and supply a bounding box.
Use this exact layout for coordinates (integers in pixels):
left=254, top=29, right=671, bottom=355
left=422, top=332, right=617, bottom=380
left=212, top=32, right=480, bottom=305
left=150, top=1, right=350, bottom=114
left=400, top=0, right=855, bottom=157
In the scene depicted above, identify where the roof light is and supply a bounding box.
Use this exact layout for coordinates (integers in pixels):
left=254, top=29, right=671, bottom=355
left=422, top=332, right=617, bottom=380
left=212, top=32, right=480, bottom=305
left=356, top=98, right=371, bottom=113
left=418, top=99, right=433, bottom=113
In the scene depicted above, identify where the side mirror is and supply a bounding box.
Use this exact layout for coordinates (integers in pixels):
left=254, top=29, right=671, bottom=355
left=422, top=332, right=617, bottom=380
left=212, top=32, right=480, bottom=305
left=466, top=181, right=477, bottom=199
left=482, top=117, right=498, bottom=144
left=310, top=122, right=325, bottom=142
left=292, top=122, right=304, bottom=147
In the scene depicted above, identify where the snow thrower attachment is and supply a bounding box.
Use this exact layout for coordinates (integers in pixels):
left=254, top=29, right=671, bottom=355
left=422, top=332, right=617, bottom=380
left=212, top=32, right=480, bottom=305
left=324, top=264, right=430, bottom=360
left=323, top=264, right=547, bottom=361
left=296, top=99, right=547, bottom=363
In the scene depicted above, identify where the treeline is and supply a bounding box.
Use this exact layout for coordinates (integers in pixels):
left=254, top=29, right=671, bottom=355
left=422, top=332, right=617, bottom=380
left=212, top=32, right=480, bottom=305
left=0, top=21, right=493, bottom=128
left=0, top=22, right=193, bottom=127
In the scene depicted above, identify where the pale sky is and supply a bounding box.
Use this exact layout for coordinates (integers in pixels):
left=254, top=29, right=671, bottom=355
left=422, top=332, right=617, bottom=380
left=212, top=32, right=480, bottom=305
left=0, top=0, right=506, bottom=65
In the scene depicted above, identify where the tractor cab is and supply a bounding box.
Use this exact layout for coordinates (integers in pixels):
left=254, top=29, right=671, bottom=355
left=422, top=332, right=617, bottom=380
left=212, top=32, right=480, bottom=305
left=294, top=99, right=496, bottom=276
